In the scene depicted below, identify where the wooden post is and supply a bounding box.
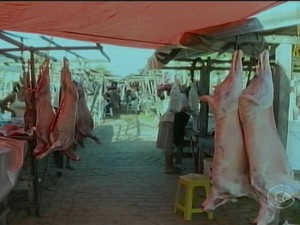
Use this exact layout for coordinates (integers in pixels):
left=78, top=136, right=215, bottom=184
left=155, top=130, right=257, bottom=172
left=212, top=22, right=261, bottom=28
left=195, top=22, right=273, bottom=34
left=276, top=44, right=300, bottom=171
left=190, top=58, right=202, bottom=83
left=29, top=50, right=40, bottom=216
left=197, top=62, right=211, bottom=173
left=273, top=44, right=292, bottom=149
left=198, top=63, right=210, bottom=138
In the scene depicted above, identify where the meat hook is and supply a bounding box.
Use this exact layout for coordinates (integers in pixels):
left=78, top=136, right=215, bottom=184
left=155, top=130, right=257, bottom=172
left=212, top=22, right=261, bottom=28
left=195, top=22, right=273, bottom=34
left=234, top=35, right=240, bottom=50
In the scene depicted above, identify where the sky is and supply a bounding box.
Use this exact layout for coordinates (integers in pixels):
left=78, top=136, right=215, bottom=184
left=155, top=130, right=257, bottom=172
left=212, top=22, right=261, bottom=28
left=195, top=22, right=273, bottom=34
left=102, top=44, right=155, bottom=76
left=0, top=31, right=155, bottom=77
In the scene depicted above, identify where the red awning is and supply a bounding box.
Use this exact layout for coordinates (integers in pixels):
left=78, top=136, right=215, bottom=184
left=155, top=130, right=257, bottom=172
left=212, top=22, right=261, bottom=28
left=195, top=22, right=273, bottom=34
left=0, top=1, right=281, bottom=49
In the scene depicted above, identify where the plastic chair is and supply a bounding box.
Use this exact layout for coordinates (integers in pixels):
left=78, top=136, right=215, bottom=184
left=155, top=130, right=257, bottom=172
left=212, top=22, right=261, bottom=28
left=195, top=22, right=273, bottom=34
left=174, top=173, right=213, bottom=220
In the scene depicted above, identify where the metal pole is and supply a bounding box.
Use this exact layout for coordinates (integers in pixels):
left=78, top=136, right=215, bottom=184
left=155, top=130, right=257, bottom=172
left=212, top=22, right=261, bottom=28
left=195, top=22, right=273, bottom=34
left=29, top=50, right=40, bottom=216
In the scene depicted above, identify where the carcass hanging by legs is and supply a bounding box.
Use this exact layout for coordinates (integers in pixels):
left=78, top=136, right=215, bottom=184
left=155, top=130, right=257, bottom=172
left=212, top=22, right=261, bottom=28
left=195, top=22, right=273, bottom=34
left=33, top=59, right=56, bottom=156
left=200, top=50, right=255, bottom=211
left=73, top=80, right=101, bottom=145
left=35, top=58, right=79, bottom=161
left=238, top=49, right=300, bottom=225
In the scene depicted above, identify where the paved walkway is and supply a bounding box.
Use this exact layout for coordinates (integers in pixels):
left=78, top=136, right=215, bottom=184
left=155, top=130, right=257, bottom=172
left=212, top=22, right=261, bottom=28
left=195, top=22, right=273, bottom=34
left=6, top=114, right=300, bottom=225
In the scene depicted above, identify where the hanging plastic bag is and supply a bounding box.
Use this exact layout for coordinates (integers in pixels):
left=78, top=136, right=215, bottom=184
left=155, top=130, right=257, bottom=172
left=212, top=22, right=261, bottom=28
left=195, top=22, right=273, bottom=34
left=167, top=83, right=182, bottom=113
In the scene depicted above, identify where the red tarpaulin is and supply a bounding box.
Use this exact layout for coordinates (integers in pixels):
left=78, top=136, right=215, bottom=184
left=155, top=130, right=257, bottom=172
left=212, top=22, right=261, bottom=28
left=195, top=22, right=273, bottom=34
left=0, top=1, right=281, bottom=49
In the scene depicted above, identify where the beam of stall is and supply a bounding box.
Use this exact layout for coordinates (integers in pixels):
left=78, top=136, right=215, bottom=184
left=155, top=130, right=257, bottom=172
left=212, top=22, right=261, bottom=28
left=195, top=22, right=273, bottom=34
left=0, top=31, right=58, bottom=62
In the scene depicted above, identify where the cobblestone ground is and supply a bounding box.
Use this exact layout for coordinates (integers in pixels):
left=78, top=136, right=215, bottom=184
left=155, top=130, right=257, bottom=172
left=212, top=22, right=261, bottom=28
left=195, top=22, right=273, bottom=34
left=6, top=114, right=300, bottom=225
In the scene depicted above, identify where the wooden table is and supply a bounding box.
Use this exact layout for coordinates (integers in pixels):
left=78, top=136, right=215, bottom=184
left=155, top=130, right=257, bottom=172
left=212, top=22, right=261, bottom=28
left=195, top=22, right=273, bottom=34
left=6, top=135, right=41, bottom=216
left=0, top=197, right=9, bottom=225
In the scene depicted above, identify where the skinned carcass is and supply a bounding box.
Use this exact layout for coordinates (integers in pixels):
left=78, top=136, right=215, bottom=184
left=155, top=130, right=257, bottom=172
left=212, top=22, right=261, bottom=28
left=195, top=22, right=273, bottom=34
left=238, top=50, right=300, bottom=225
left=33, top=59, right=56, bottom=156
left=200, top=50, right=255, bottom=211
left=74, top=81, right=101, bottom=145
left=35, top=58, right=79, bottom=161
left=23, top=64, right=35, bottom=131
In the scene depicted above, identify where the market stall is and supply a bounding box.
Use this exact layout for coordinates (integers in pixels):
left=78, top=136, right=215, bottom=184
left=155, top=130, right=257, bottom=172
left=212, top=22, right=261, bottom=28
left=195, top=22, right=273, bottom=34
left=143, top=2, right=300, bottom=173
left=0, top=33, right=108, bottom=221
left=1, top=2, right=300, bottom=225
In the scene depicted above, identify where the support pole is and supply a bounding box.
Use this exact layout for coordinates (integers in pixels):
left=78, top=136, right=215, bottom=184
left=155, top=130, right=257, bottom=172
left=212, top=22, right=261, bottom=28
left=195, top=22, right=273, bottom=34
left=29, top=50, right=40, bottom=216
left=198, top=63, right=210, bottom=138
left=197, top=62, right=211, bottom=174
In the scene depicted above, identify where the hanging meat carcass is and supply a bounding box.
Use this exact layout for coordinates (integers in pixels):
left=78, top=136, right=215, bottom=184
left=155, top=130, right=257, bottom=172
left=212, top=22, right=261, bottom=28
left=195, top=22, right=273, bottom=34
left=33, top=59, right=56, bottom=156
left=74, top=80, right=101, bottom=145
left=238, top=50, right=300, bottom=225
left=200, top=50, right=255, bottom=211
left=23, top=63, right=35, bottom=131
left=35, top=58, right=79, bottom=161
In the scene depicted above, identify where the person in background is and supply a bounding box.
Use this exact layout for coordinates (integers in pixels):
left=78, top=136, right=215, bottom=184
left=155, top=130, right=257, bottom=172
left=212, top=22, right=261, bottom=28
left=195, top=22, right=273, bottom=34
left=173, top=85, right=191, bottom=164
left=109, top=89, right=121, bottom=115
left=0, top=82, right=26, bottom=122
left=104, top=91, right=113, bottom=115
left=156, top=83, right=192, bottom=174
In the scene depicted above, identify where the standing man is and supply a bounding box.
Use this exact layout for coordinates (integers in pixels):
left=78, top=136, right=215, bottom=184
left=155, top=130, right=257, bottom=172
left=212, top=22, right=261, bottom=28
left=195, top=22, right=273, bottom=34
left=156, top=81, right=191, bottom=174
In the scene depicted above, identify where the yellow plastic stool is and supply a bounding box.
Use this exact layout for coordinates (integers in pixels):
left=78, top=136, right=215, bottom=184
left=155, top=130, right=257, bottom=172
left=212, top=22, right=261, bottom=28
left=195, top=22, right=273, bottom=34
left=174, top=173, right=214, bottom=220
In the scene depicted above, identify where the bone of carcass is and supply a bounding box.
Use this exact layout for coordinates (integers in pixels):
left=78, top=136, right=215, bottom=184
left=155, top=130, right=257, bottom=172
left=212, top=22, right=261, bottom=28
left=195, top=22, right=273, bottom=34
left=199, top=50, right=255, bottom=211
left=35, top=59, right=79, bottom=161
left=33, top=59, right=56, bottom=156
left=238, top=50, right=300, bottom=225
left=74, top=81, right=101, bottom=145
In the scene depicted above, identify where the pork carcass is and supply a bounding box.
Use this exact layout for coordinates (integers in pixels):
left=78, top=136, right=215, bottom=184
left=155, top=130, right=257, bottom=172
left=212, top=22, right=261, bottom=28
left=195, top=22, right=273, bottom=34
left=35, top=58, right=79, bottom=161
left=74, top=81, right=101, bottom=144
left=23, top=67, right=35, bottom=131
left=200, top=50, right=254, bottom=211
left=238, top=50, right=300, bottom=225
left=33, top=59, right=56, bottom=156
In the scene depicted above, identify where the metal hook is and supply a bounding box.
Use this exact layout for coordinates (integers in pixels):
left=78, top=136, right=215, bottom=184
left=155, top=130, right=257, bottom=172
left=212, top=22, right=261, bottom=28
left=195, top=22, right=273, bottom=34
left=235, top=35, right=240, bottom=50
left=251, top=43, right=256, bottom=58
left=261, top=37, right=265, bottom=51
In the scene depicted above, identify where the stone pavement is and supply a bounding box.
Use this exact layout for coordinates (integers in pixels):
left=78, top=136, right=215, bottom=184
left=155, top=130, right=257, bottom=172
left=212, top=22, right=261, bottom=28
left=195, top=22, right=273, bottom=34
left=6, top=114, right=300, bottom=225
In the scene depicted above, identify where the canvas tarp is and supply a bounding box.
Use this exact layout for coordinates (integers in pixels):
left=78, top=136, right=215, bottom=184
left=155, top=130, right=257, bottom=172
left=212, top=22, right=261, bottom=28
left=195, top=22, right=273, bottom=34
left=143, top=1, right=300, bottom=72
left=0, top=1, right=280, bottom=49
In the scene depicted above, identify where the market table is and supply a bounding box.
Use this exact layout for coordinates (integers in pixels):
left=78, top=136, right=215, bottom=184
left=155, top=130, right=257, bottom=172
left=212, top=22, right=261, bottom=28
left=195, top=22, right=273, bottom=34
left=0, top=135, right=30, bottom=224
left=0, top=124, right=40, bottom=217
